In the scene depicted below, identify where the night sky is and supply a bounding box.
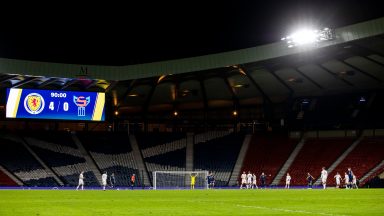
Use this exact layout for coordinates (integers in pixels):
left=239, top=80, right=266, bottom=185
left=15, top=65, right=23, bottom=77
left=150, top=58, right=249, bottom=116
left=0, top=0, right=383, bottom=66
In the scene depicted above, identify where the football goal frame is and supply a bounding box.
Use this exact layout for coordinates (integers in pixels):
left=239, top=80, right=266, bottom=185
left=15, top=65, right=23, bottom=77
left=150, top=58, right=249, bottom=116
left=153, top=170, right=209, bottom=190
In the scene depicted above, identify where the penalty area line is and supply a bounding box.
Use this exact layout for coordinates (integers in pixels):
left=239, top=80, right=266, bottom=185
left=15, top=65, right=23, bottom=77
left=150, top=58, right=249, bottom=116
left=236, top=204, right=350, bottom=216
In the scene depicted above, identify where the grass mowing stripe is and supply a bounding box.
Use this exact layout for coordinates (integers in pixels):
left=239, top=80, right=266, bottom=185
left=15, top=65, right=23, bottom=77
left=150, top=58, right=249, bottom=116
left=0, top=189, right=383, bottom=216
left=237, top=204, right=351, bottom=216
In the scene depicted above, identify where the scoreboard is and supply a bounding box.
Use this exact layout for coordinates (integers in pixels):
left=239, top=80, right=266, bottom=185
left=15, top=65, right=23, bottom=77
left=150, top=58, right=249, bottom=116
left=6, top=88, right=105, bottom=121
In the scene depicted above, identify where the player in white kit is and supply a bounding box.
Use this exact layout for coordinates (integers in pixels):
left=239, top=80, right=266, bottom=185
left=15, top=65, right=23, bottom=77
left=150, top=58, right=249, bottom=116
left=76, top=171, right=85, bottom=190
left=247, top=171, right=253, bottom=189
left=334, top=172, right=342, bottom=188
left=102, top=171, right=108, bottom=191
left=321, top=167, right=328, bottom=189
left=285, top=173, right=291, bottom=189
left=252, top=173, right=258, bottom=189
left=344, top=172, right=350, bottom=189
left=352, top=175, right=358, bottom=189
left=240, top=171, right=247, bottom=189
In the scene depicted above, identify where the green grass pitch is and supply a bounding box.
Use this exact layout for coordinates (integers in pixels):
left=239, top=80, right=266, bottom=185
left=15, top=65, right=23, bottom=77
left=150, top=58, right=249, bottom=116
left=0, top=189, right=383, bottom=216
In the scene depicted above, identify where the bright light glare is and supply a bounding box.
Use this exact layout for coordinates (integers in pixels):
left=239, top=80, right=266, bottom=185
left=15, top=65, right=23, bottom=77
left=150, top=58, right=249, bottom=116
left=290, top=29, right=318, bottom=45
left=282, top=27, right=333, bottom=48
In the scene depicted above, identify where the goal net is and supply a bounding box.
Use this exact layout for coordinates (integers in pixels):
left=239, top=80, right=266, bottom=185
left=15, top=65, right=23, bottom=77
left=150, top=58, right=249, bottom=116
left=153, top=171, right=209, bottom=190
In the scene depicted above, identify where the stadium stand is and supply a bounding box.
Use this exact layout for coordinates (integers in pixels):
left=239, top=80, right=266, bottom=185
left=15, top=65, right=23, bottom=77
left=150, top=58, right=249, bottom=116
left=0, top=138, right=43, bottom=172
left=23, top=135, right=99, bottom=186
left=0, top=168, right=17, bottom=186
left=194, top=132, right=245, bottom=186
left=241, top=132, right=299, bottom=186
left=29, top=148, right=86, bottom=167
left=135, top=132, right=186, bottom=149
left=136, top=132, right=188, bottom=183
left=145, top=148, right=186, bottom=168
left=78, top=132, right=141, bottom=186
left=282, top=137, right=354, bottom=186
left=359, top=160, right=384, bottom=186
left=78, top=132, right=133, bottom=154
left=0, top=130, right=383, bottom=187
left=332, top=136, right=384, bottom=186
left=0, top=137, right=57, bottom=186
left=22, top=131, right=78, bottom=148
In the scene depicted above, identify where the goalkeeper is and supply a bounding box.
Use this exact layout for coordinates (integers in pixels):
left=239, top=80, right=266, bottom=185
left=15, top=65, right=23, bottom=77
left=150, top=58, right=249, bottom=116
left=190, top=173, right=198, bottom=189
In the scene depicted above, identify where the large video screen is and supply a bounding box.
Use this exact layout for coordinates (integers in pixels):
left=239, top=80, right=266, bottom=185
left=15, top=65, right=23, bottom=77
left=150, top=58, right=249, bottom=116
left=6, top=88, right=105, bottom=121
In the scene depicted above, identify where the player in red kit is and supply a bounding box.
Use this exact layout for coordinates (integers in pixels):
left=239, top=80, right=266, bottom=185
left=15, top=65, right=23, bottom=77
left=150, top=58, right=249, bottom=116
left=130, top=174, right=136, bottom=190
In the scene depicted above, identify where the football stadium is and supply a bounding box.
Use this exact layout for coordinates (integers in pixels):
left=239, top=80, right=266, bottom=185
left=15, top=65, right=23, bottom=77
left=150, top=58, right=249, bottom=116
left=1, top=4, right=384, bottom=216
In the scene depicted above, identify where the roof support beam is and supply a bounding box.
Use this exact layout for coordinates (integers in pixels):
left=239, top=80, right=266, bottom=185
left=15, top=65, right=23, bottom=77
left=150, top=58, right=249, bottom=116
left=344, top=43, right=384, bottom=68
left=198, top=77, right=209, bottom=131
left=84, top=80, right=99, bottom=90
left=222, top=75, right=239, bottom=110
left=37, top=78, right=57, bottom=88
left=340, top=59, right=383, bottom=83
left=116, top=80, right=136, bottom=108
left=173, top=80, right=180, bottom=112
left=105, top=80, right=119, bottom=93
left=239, top=66, right=272, bottom=104
left=11, top=77, right=39, bottom=88
left=239, top=66, right=276, bottom=122
left=142, top=79, right=158, bottom=130
left=294, top=68, right=324, bottom=90
left=0, top=75, right=18, bottom=83
left=365, top=56, right=384, bottom=68
left=264, top=67, right=295, bottom=97
left=315, top=63, right=354, bottom=87
left=60, top=79, right=78, bottom=90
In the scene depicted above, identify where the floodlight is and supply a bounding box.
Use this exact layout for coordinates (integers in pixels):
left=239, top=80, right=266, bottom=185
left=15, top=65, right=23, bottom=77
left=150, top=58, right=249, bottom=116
left=291, top=29, right=318, bottom=45
left=282, top=27, right=334, bottom=48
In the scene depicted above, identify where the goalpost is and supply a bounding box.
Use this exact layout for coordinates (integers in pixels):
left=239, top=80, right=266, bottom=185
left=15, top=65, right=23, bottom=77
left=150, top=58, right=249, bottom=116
left=153, top=171, right=209, bottom=190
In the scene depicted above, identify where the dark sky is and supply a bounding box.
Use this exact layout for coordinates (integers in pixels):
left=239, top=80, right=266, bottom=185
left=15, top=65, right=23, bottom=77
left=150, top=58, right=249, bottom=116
left=0, top=0, right=383, bottom=66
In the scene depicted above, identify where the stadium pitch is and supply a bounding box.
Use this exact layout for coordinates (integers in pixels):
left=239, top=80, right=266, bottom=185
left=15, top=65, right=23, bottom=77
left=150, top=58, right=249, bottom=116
left=0, top=189, right=383, bottom=215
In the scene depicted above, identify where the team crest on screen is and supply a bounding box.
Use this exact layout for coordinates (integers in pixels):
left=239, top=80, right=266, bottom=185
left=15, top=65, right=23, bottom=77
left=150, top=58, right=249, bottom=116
left=73, top=96, right=90, bottom=116
left=24, top=93, right=45, bottom=115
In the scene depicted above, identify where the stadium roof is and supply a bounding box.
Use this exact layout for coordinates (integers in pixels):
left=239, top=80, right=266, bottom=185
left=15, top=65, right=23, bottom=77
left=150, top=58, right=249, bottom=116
left=1, top=17, right=384, bottom=80
left=1, top=17, right=384, bottom=119
left=0, top=0, right=383, bottom=66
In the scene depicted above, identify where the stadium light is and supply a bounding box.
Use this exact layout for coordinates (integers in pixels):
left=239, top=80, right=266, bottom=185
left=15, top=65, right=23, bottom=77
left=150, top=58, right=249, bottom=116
left=281, top=27, right=334, bottom=48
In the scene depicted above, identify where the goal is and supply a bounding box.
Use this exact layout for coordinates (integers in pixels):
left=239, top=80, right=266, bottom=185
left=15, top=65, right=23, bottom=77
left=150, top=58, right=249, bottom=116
left=153, top=171, right=209, bottom=190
